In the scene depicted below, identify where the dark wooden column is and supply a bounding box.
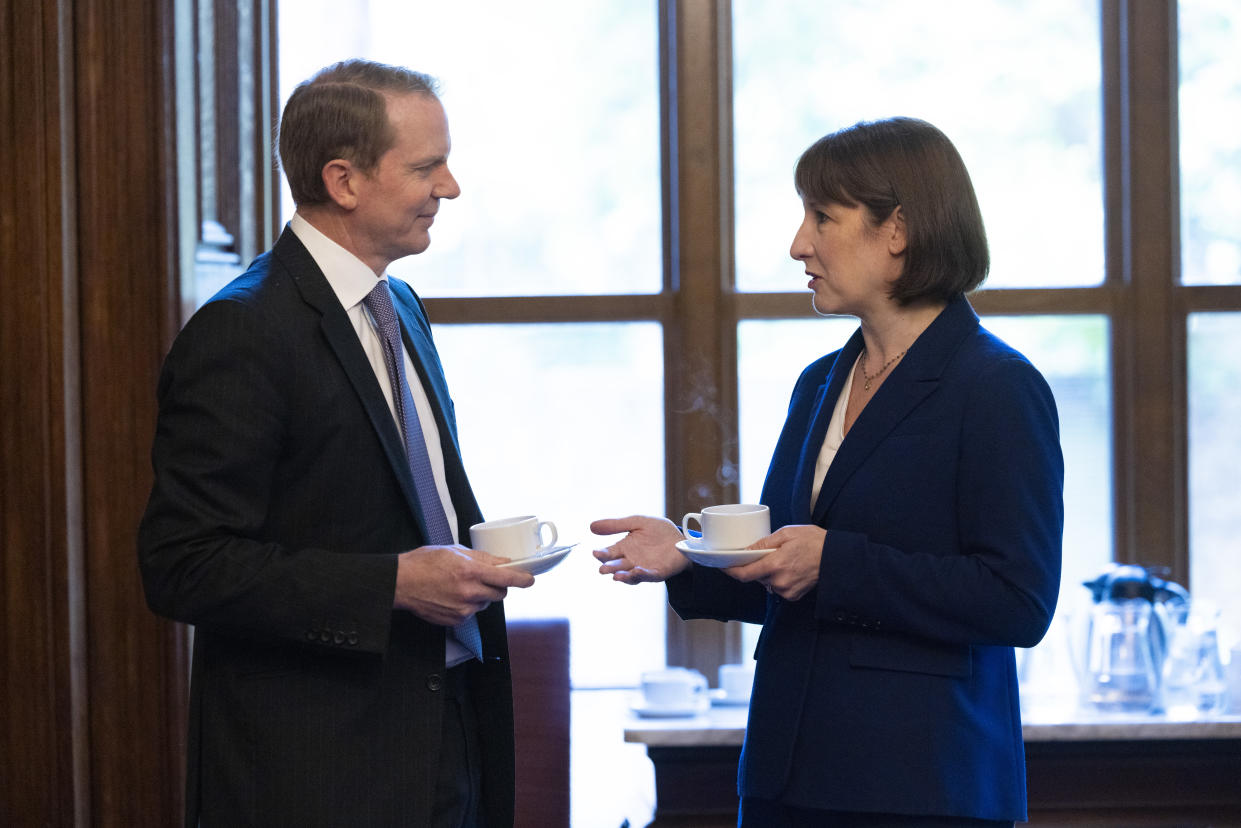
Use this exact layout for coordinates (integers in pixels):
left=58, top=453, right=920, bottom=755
left=1, top=0, right=188, bottom=824
left=1106, top=0, right=1187, bottom=579
left=1, top=1, right=90, bottom=822
left=660, top=0, right=743, bottom=676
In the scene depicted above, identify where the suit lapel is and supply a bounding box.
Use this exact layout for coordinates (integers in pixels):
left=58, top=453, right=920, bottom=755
left=809, top=296, right=979, bottom=524
left=387, top=280, right=457, bottom=446
left=271, top=230, right=427, bottom=529
left=790, top=331, right=863, bottom=522
left=388, top=278, right=482, bottom=533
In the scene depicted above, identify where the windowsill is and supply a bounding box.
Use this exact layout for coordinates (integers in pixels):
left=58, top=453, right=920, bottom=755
left=622, top=698, right=1241, bottom=748
left=1021, top=709, right=1241, bottom=741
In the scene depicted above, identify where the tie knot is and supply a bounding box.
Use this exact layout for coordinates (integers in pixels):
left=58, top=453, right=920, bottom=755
left=364, top=280, right=397, bottom=327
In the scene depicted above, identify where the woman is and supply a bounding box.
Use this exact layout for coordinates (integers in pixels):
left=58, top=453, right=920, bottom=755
left=592, top=118, right=1063, bottom=827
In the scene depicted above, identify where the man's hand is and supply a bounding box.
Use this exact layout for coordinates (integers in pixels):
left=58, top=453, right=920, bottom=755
left=590, top=515, right=690, bottom=584
left=393, top=545, right=535, bottom=626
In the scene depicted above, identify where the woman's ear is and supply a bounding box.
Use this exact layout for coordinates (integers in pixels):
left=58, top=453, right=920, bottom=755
left=321, top=159, right=359, bottom=210
left=887, top=206, right=908, bottom=257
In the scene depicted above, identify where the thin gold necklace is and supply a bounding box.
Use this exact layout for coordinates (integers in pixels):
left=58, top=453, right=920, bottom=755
left=860, top=347, right=905, bottom=391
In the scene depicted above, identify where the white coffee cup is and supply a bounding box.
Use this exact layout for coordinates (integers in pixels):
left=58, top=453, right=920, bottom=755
left=681, top=504, right=771, bottom=550
left=640, top=667, right=707, bottom=709
left=469, top=515, right=558, bottom=561
left=718, top=662, right=756, bottom=703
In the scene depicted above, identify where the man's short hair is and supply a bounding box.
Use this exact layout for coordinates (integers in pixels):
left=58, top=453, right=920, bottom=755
left=278, top=59, right=440, bottom=206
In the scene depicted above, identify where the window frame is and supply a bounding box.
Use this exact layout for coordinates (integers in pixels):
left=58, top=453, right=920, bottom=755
left=247, top=0, right=1241, bottom=674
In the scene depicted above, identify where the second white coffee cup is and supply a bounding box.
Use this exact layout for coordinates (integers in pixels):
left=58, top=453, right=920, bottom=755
left=641, top=667, right=707, bottom=709
left=682, top=504, right=771, bottom=550
left=718, top=662, right=756, bottom=702
left=469, top=515, right=558, bottom=561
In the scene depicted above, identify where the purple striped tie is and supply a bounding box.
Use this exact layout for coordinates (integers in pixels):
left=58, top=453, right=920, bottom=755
left=364, top=280, right=482, bottom=660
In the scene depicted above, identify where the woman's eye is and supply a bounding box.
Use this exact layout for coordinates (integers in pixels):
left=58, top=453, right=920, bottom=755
left=815, top=211, right=830, bottom=224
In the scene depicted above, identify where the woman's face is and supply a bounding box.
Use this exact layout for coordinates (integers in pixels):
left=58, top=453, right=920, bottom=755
left=789, top=199, right=905, bottom=318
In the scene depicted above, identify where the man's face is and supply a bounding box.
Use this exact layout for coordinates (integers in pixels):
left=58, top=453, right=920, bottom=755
left=349, top=93, right=460, bottom=273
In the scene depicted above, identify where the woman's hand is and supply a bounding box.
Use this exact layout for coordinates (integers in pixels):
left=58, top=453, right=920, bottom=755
left=725, top=524, right=826, bottom=601
left=591, top=515, right=690, bottom=584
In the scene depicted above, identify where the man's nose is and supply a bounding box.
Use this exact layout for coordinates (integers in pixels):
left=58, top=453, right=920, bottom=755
left=436, top=167, right=461, bottom=200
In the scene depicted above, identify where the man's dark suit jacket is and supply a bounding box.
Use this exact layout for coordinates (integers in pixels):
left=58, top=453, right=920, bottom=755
left=138, top=228, right=515, bottom=827
left=668, top=295, right=1063, bottom=822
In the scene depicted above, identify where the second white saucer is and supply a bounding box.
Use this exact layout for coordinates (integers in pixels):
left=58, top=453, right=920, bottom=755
left=629, top=694, right=711, bottom=718
left=496, top=544, right=575, bottom=575
left=710, top=688, right=751, bottom=707
left=675, top=538, right=771, bottom=568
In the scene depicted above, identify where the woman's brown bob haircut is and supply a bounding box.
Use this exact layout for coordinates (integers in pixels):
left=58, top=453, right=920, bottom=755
left=278, top=59, right=440, bottom=207
left=794, top=117, right=989, bottom=304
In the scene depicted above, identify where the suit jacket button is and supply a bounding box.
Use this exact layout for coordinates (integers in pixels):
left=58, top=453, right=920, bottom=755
left=333, top=631, right=345, bottom=644
left=348, top=633, right=359, bottom=646
left=427, top=674, right=444, bottom=692
left=306, top=630, right=318, bottom=641
left=319, top=631, right=332, bottom=643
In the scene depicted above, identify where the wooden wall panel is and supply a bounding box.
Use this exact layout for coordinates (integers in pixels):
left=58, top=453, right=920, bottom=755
left=1, top=0, right=87, bottom=823
left=1, top=0, right=188, bottom=824
left=73, top=0, right=188, bottom=824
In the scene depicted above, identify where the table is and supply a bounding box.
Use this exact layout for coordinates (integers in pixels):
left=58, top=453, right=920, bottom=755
left=625, top=706, right=1241, bottom=827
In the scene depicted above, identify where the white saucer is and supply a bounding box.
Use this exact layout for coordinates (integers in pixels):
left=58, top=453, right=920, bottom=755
left=675, top=538, right=772, bottom=568
left=629, top=694, right=711, bottom=719
left=710, top=688, right=751, bottom=707
left=496, top=544, right=575, bottom=575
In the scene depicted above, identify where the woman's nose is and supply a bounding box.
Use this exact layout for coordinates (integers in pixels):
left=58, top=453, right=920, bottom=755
left=790, top=228, right=810, bottom=261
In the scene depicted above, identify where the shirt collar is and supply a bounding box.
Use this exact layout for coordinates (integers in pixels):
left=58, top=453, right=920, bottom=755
left=289, top=212, right=385, bottom=311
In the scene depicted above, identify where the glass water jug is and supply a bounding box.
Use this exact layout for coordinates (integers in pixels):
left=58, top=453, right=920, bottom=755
left=1083, top=596, right=1162, bottom=714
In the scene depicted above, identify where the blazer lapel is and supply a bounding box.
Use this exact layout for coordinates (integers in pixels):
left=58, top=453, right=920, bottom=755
left=790, top=331, right=863, bottom=522
left=388, top=278, right=483, bottom=532
left=810, top=296, right=980, bottom=524
left=272, top=230, right=427, bottom=529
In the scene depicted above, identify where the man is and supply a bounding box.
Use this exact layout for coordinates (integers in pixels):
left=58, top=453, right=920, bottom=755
left=138, top=59, right=534, bottom=827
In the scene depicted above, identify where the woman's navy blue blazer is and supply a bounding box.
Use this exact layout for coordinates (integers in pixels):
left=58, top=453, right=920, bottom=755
left=667, top=295, right=1064, bottom=821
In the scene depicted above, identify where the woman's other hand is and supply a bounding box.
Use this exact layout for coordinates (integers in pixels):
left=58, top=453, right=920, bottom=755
left=590, top=515, right=690, bottom=584
left=726, top=524, right=826, bottom=601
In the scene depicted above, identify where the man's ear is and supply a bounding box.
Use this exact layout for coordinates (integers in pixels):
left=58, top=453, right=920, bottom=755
left=887, top=206, right=908, bottom=257
left=321, top=159, right=360, bottom=210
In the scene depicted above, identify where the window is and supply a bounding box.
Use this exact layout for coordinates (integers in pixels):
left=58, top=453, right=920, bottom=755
left=278, top=1, right=667, bottom=692
left=731, top=0, right=1109, bottom=662
left=272, top=0, right=1241, bottom=748
left=1181, top=0, right=1241, bottom=653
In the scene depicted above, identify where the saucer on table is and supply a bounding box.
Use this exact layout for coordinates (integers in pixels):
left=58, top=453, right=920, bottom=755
left=496, top=544, right=575, bottom=575
left=675, top=538, right=772, bottom=568
left=709, top=688, right=750, bottom=707
left=629, top=694, right=711, bottom=718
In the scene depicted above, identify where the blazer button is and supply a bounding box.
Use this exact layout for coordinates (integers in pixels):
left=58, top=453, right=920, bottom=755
left=333, top=631, right=346, bottom=644
left=347, top=633, right=359, bottom=646
left=427, top=674, right=444, bottom=692
left=319, top=631, right=332, bottom=643
left=306, top=630, right=318, bottom=641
